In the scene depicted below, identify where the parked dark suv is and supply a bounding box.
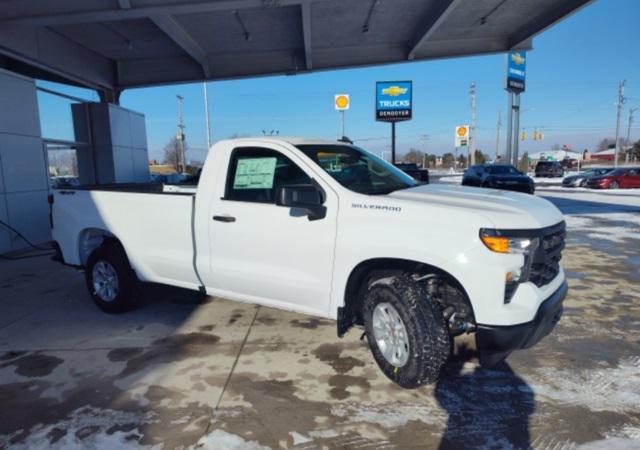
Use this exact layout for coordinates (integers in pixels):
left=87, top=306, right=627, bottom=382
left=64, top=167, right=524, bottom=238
left=394, top=163, right=429, bottom=183
left=462, top=164, right=535, bottom=194
left=535, top=160, right=564, bottom=178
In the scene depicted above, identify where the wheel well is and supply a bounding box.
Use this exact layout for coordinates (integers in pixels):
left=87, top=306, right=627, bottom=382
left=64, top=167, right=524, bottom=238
left=78, top=228, right=119, bottom=266
left=339, top=258, right=475, bottom=337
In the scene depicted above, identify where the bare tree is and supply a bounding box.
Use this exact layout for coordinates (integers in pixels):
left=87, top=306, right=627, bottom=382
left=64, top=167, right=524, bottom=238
left=403, top=148, right=425, bottom=164
left=597, top=137, right=629, bottom=151
left=163, top=136, right=185, bottom=172
left=473, top=149, right=487, bottom=164
left=517, top=152, right=529, bottom=172
left=442, top=152, right=455, bottom=168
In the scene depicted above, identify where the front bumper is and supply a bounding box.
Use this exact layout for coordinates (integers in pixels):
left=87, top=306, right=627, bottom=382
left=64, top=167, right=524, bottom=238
left=475, top=280, right=567, bottom=366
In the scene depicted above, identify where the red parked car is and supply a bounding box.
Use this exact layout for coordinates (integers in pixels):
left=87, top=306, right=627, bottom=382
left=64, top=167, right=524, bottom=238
left=585, top=167, right=640, bottom=189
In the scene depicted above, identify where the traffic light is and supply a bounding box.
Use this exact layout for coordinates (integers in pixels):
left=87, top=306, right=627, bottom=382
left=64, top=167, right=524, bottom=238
left=540, top=132, right=545, bottom=141
left=521, top=131, right=526, bottom=141
left=533, top=130, right=539, bottom=141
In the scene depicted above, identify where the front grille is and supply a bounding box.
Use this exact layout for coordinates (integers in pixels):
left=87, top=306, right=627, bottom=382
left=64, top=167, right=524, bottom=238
left=529, top=223, right=565, bottom=287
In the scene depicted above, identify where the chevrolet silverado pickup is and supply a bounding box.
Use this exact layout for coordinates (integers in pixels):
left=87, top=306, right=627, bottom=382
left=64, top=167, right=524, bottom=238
left=51, top=137, right=567, bottom=388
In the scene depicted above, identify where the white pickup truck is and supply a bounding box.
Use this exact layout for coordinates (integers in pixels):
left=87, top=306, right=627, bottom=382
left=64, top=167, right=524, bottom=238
left=51, top=137, right=567, bottom=388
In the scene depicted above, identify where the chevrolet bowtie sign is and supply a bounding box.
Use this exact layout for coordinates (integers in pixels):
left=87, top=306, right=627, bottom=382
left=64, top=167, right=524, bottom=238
left=506, top=51, right=526, bottom=93
left=375, top=81, right=412, bottom=122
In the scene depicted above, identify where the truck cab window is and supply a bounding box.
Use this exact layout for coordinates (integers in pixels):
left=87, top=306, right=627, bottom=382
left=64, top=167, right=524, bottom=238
left=297, top=144, right=416, bottom=195
left=225, top=147, right=311, bottom=203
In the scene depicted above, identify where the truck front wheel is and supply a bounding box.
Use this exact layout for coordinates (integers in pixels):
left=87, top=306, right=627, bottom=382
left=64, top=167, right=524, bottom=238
left=363, top=275, right=450, bottom=388
left=85, top=241, right=136, bottom=314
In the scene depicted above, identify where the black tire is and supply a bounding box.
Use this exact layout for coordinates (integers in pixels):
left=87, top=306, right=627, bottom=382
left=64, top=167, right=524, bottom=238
left=85, top=241, right=136, bottom=314
left=610, top=181, right=619, bottom=189
left=362, top=275, right=451, bottom=388
left=579, top=179, right=587, bottom=187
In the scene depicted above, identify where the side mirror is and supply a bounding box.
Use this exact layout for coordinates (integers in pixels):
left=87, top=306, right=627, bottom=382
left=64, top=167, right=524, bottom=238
left=276, top=184, right=326, bottom=221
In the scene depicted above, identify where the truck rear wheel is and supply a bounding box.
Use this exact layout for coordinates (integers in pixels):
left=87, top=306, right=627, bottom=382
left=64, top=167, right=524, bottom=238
left=363, top=275, right=450, bottom=388
left=85, top=241, right=136, bottom=314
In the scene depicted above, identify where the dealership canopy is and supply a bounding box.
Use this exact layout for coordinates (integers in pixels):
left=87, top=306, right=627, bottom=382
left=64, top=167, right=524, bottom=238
left=0, top=0, right=591, bottom=99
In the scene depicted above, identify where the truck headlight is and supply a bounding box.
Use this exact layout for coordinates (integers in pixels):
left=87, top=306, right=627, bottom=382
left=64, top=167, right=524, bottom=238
left=479, top=229, right=539, bottom=255
left=480, top=229, right=540, bottom=303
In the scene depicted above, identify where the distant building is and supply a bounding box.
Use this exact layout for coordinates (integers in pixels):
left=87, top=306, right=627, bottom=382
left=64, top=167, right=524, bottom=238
left=591, top=148, right=615, bottom=161
left=529, top=149, right=583, bottom=162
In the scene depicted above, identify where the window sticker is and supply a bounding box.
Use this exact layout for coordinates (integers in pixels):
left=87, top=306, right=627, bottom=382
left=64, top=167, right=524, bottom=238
left=233, top=157, right=277, bottom=189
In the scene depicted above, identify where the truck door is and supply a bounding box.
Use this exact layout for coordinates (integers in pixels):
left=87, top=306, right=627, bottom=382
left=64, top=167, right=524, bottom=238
left=206, top=146, right=338, bottom=317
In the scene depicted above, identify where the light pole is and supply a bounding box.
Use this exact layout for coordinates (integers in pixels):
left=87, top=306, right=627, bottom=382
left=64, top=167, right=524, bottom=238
left=626, top=107, right=637, bottom=164
left=203, top=82, right=212, bottom=150
left=176, top=95, right=186, bottom=173
left=495, top=111, right=501, bottom=161
left=614, top=80, right=626, bottom=167
left=470, top=83, right=477, bottom=165
left=420, top=134, right=430, bottom=168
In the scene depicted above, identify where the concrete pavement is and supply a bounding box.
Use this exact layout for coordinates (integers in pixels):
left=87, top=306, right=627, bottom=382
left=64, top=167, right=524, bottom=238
left=1, top=193, right=639, bottom=449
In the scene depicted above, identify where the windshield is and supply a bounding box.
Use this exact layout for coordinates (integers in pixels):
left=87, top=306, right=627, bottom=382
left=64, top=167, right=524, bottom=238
left=297, top=144, right=418, bottom=195
left=607, top=169, right=626, bottom=176
left=485, top=165, right=520, bottom=175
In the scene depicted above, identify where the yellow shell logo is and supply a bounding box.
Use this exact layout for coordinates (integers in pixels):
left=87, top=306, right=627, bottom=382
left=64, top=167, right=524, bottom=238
left=335, top=95, right=349, bottom=108
left=382, top=86, right=408, bottom=97
left=456, top=126, right=468, bottom=137
left=511, top=52, right=525, bottom=65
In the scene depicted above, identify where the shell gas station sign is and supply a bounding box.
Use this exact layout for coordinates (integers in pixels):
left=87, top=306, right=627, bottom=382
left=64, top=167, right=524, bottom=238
left=455, top=125, right=469, bottom=147
left=334, top=94, right=350, bottom=110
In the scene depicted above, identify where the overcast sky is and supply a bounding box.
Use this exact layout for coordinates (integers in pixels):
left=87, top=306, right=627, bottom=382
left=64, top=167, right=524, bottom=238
left=38, top=0, right=640, bottom=163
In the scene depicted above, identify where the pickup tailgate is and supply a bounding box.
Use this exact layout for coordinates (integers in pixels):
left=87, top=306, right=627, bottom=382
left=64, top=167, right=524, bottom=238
left=52, top=189, right=201, bottom=289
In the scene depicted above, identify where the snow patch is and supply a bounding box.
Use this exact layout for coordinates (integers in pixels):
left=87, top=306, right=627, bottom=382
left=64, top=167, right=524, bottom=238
left=531, top=357, right=640, bottom=413
left=192, top=429, right=270, bottom=450
left=1, top=407, right=157, bottom=450
left=438, top=176, right=463, bottom=184
left=563, top=212, right=640, bottom=242
left=331, top=403, right=444, bottom=428
left=579, top=425, right=640, bottom=450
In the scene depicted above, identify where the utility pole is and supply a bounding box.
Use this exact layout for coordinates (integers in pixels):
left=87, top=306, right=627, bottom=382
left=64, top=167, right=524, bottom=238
left=470, top=83, right=477, bottom=166
left=203, top=82, right=212, bottom=150
left=512, top=93, right=521, bottom=166
left=176, top=95, right=186, bottom=173
left=626, top=107, right=637, bottom=164
left=614, top=80, right=626, bottom=168
left=495, top=111, right=502, bottom=161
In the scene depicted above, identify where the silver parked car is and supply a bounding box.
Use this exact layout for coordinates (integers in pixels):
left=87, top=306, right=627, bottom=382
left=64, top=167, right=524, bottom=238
left=562, top=168, right=612, bottom=187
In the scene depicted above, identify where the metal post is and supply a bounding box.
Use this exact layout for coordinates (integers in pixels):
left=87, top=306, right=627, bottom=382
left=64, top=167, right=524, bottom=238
left=176, top=95, right=186, bottom=173
left=470, top=83, right=477, bottom=165
left=495, top=111, right=501, bottom=162
left=391, top=122, right=396, bottom=164
left=512, top=93, right=521, bottom=167
left=340, top=110, right=345, bottom=138
left=203, top=82, right=212, bottom=150
left=614, top=80, right=625, bottom=168
left=506, top=92, right=514, bottom=164
left=467, top=83, right=477, bottom=166
left=625, top=107, right=637, bottom=164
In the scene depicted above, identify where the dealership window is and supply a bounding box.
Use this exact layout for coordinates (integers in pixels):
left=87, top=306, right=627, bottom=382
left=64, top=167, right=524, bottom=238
left=46, top=143, right=80, bottom=188
left=224, top=147, right=311, bottom=203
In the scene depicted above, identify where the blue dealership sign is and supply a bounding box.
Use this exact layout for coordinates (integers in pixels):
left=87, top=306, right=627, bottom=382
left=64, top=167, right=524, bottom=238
left=506, top=51, right=526, bottom=92
left=375, top=81, right=412, bottom=122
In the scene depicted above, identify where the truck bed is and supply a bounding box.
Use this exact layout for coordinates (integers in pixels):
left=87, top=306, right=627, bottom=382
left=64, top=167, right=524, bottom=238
left=52, top=186, right=201, bottom=290
left=59, top=182, right=197, bottom=195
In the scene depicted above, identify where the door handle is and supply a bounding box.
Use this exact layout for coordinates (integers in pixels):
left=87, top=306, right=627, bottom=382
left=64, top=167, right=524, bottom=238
left=213, top=215, right=236, bottom=222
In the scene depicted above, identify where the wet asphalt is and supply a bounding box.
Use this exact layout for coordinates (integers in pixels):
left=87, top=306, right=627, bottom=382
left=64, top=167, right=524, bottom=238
left=0, top=188, right=639, bottom=449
